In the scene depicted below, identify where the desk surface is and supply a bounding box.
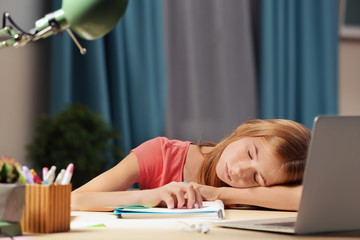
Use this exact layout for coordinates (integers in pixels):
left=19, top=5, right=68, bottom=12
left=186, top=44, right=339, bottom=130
left=31, top=209, right=360, bottom=240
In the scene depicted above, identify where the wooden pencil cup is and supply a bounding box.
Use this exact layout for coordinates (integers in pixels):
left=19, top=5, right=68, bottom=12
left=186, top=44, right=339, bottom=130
left=20, top=184, right=71, bottom=233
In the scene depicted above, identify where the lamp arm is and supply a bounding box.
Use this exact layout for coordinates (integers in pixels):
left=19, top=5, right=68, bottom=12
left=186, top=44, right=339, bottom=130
left=0, top=12, right=35, bottom=49
left=0, top=26, right=21, bottom=48
left=33, top=10, right=87, bottom=54
left=0, top=11, right=86, bottom=54
left=0, top=0, right=128, bottom=54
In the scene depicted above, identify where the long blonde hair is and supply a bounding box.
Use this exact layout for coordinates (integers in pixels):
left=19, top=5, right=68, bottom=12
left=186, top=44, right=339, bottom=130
left=196, top=119, right=311, bottom=187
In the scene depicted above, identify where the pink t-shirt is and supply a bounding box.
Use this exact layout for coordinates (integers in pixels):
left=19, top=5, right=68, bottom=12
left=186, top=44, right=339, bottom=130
left=131, top=137, right=192, bottom=190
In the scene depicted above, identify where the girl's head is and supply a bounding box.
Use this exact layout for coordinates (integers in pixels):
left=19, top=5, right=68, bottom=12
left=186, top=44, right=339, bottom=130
left=197, top=119, right=311, bottom=188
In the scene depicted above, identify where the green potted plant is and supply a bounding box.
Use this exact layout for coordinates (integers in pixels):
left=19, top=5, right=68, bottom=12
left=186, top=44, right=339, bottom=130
left=26, top=103, right=122, bottom=189
left=0, top=157, right=25, bottom=224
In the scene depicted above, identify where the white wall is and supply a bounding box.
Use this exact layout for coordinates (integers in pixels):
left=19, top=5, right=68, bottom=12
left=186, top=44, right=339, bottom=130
left=0, top=1, right=50, bottom=166
left=339, top=40, right=360, bottom=115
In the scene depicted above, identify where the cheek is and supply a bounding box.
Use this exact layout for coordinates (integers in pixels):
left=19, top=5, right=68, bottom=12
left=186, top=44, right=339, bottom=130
left=215, top=160, right=222, bottom=178
left=221, top=145, right=240, bottom=165
left=215, top=156, right=227, bottom=180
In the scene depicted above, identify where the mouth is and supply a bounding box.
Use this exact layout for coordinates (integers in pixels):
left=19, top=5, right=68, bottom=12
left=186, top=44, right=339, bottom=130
left=225, top=164, right=232, bottom=181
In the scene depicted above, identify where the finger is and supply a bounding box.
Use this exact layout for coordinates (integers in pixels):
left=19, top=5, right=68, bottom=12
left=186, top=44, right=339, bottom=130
left=163, top=194, right=176, bottom=209
left=175, top=189, right=186, bottom=209
left=185, top=184, right=196, bottom=209
left=194, top=187, right=203, bottom=208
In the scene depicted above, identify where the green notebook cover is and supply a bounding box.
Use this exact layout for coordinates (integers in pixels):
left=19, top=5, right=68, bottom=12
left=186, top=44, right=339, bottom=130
left=114, top=200, right=225, bottom=219
left=0, top=221, right=22, bottom=237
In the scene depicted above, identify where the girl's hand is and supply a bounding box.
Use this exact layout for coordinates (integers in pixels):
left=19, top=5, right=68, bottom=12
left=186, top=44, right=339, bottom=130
left=142, top=182, right=203, bottom=209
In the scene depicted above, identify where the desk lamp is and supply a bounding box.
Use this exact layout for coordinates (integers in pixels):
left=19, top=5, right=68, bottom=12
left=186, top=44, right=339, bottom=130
left=0, top=0, right=128, bottom=54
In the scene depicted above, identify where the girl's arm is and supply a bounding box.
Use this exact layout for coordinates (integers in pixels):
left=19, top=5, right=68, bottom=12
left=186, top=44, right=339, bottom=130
left=71, top=152, right=203, bottom=211
left=198, top=184, right=303, bottom=211
left=71, top=152, right=140, bottom=211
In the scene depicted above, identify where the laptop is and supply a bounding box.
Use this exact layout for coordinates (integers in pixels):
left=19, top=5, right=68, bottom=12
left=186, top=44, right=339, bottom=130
left=215, top=116, right=360, bottom=235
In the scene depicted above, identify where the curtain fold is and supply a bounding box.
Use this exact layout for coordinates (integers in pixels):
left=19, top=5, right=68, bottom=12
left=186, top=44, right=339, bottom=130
left=50, top=0, right=167, bottom=158
left=259, top=0, right=338, bottom=128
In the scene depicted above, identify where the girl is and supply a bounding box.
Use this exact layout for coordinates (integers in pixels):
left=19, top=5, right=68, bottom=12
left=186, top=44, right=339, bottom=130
left=71, top=119, right=311, bottom=211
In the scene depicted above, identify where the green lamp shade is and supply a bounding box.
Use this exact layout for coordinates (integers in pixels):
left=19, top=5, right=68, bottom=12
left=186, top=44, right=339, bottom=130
left=35, top=0, right=129, bottom=40
left=62, top=0, right=128, bottom=40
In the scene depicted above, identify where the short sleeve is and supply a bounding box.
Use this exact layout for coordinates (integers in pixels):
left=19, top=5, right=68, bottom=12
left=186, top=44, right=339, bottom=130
left=131, top=137, right=192, bottom=190
left=131, top=137, right=164, bottom=189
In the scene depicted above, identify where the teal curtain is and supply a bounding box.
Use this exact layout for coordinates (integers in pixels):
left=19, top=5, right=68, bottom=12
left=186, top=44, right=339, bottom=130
left=50, top=0, right=167, bottom=157
left=259, top=0, right=338, bottom=128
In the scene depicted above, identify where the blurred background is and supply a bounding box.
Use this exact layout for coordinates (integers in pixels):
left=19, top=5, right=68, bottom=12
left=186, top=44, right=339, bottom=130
left=0, top=0, right=359, bottom=172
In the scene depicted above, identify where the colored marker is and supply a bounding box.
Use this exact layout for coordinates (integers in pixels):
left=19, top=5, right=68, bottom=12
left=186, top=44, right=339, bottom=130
left=17, top=167, right=28, bottom=184
left=55, top=169, right=65, bottom=185
left=44, top=166, right=56, bottom=185
left=61, top=163, right=74, bottom=185
left=30, top=169, right=42, bottom=184
left=22, top=166, right=34, bottom=184
left=42, top=167, right=48, bottom=182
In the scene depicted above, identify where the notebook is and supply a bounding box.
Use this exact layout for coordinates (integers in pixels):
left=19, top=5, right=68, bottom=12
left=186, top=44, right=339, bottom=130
left=114, top=200, right=225, bottom=219
left=215, top=116, right=360, bottom=235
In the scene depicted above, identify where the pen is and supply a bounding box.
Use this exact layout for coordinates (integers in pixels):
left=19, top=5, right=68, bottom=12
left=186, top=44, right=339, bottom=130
left=61, top=163, right=74, bottom=185
left=54, top=169, right=65, bottom=185
left=42, top=167, right=48, bottom=182
left=44, top=165, right=56, bottom=185
left=17, top=167, right=28, bottom=184
left=30, top=169, right=42, bottom=184
left=22, top=166, right=34, bottom=184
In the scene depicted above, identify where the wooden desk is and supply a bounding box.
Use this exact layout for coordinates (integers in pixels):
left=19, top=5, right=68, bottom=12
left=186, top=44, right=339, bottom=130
left=31, top=209, right=360, bottom=240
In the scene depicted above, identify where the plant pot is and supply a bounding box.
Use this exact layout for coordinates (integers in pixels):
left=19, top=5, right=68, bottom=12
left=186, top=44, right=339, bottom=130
left=0, top=183, right=25, bottom=222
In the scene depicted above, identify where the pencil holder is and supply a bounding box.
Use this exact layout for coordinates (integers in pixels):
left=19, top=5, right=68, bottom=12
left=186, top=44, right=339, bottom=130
left=20, top=184, right=71, bottom=233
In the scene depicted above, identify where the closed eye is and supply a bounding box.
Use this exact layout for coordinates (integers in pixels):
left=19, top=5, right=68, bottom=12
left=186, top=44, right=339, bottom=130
left=248, top=150, right=253, bottom=159
left=253, top=172, right=258, bottom=184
